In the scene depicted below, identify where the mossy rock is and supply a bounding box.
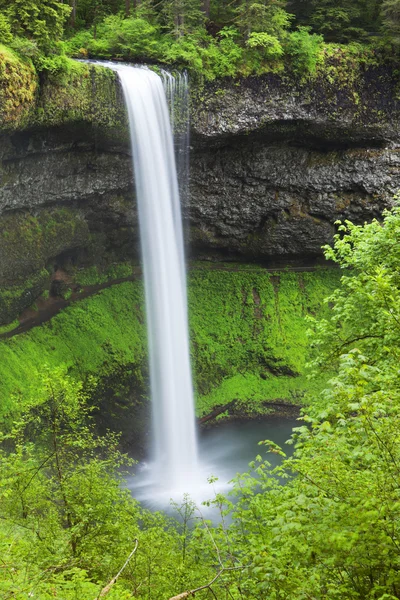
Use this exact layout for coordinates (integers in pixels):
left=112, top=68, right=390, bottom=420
left=33, top=61, right=128, bottom=138
left=0, top=44, right=38, bottom=130
left=0, top=206, right=90, bottom=284
left=0, top=49, right=128, bottom=138
left=0, top=268, right=50, bottom=325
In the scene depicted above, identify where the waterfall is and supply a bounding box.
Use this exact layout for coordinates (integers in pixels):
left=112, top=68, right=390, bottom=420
left=112, top=64, right=198, bottom=494
left=161, top=70, right=190, bottom=207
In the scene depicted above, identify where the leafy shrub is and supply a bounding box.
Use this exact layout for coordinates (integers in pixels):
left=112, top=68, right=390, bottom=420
left=66, top=15, right=162, bottom=60
left=86, top=36, right=113, bottom=58
left=62, top=29, right=94, bottom=56
left=246, top=32, right=284, bottom=58
left=34, top=52, right=75, bottom=75
left=1, top=0, right=71, bottom=50
left=0, top=12, right=12, bottom=44
left=202, top=35, right=243, bottom=78
left=163, top=34, right=205, bottom=72
left=93, top=15, right=158, bottom=58
left=236, top=1, right=293, bottom=37
left=285, top=26, right=324, bottom=75
left=9, top=35, right=40, bottom=59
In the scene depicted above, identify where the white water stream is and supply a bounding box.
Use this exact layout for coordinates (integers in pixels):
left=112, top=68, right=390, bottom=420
left=110, top=64, right=198, bottom=497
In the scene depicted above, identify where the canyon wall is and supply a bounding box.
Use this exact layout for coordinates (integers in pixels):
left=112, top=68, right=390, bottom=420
left=0, top=58, right=399, bottom=323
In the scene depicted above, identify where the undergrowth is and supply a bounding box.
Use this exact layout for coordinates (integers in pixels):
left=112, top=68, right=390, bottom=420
left=0, top=267, right=340, bottom=421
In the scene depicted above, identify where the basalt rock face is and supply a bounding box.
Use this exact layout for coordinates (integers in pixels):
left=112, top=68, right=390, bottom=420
left=0, top=64, right=399, bottom=322
left=187, top=66, right=400, bottom=261
left=187, top=140, right=398, bottom=262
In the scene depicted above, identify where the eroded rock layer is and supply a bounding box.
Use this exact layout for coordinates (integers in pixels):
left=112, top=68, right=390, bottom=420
left=0, top=63, right=399, bottom=322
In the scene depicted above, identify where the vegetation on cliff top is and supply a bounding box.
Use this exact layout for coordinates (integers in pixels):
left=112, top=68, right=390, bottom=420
left=1, top=206, right=400, bottom=598
left=0, top=0, right=397, bottom=130
left=0, top=0, right=399, bottom=83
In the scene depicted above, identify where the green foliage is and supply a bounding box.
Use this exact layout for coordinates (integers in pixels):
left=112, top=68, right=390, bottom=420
left=382, top=0, right=400, bottom=41
left=71, top=0, right=124, bottom=31
left=0, top=318, right=19, bottom=334
left=307, top=207, right=400, bottom=394
left=199, top=370, right=324, bottom=416
left=0, top=43, right=37, bottom=128
left=65, top=14, right=162, bottom=60
left=188, top=267, right=340, bottom=415
left=0, top=369, right=220, bottom=598
left=160, top=0, right=205, bottom=38
left=187, top=205, right=400, bottom=599
left=74, top=262, right=135, bottom=286
left=0, top=268, right=339, bottom=422
left=9, top=35, right=40, bottom=58
left=246, top=32, right=284, bottom=58
left=2, top=211, right=400, bottom=598
left=0, top=270, right=50, bottom=330
left=0, top=12, right=12, bottom=44
left=58, top=0, right=400, bottom=78
left=92, top=14, right=161, bottom=59
left=34, top=51, right=77, bottom=74
left=0, top=282, right=147, bottom=416
left=162, top=28, right=245, bottom=77
left=235, top=0, right=293, bottom=38
left=285, top=26, right=324, bottom=75
left=309, top=0, right=381, bottom=42
left=0, top=0, right=71, bottom=50
left=0, top=0, right=395, bottom=79
left=202, top=30, right=244, bottom=77
left=1, top=369, right=264, bottom=599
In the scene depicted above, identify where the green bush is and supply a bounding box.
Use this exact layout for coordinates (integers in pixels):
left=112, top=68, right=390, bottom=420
left=1, top=0, right=71, bottom=50
left=163, top=33, right=205, bottom=71
left=0, top=12, right=12, bottom=44
left=246, top=32, right=284, bottom=58
left=66, top=14, right=162, bottom=60
left=285, top=26, right=324, bottom=75
left=34, top=52, right=76, bottom=75
left=94, top=14, right=161, bottom=59
left=9, top=35, right=40, bottom=59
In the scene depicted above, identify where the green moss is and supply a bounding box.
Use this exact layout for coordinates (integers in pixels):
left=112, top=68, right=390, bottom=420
left=0, top=207, right=89, bottom=282
left=0, top=268, right=50, bottom=325
left=74, top=262, right=135, bottom=286
left=0, top=47, right=127, bottom=134
left=33, top=61, right=127, bottom=135
left=0, top=266, right=340, bottom=421
left=189, top=268, right=341, bottom=415
left=0, top=319, right=19, bottom=335
left=0, top=44, right=38, bottom=130
left=198, top=372, right=322, bottom=417
left=0, top=281, right=147, bottom=417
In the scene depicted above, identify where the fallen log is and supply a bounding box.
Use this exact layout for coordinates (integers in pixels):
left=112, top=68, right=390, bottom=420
left=198, top=400, right=237, bottom=424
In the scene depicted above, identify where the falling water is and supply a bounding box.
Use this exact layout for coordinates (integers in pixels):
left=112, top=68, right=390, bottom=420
left=111, top=64, right=198, bottom=495
left=161, top=71, right=190, bottom=206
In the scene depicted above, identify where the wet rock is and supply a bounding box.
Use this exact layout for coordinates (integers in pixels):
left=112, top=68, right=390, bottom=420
left=0, top=66, right=399, bottom=319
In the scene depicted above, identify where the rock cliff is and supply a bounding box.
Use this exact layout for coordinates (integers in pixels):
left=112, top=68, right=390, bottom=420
left=0, top=58, right=399, bottom=322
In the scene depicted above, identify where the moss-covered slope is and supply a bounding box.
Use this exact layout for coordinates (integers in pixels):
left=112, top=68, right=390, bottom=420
left=0, top=44, right=38, bottom=129
left=189, top=267, right=340, bottom=416
left=0, top=266, right=341, bottom=423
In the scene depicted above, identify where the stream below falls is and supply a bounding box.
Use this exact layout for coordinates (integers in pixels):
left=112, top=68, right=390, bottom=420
left=127, top=417, right=300, bottom=513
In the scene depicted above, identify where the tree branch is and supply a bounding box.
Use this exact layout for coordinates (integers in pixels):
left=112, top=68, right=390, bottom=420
left=169, top=566, right=245, bottom=600
left=97, top=539, right=139, bottom=599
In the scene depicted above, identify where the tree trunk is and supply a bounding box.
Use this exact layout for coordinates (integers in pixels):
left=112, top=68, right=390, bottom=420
left=201, top=0, right=210, bottom=19
left=70, top=0, right=76, bottom=28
